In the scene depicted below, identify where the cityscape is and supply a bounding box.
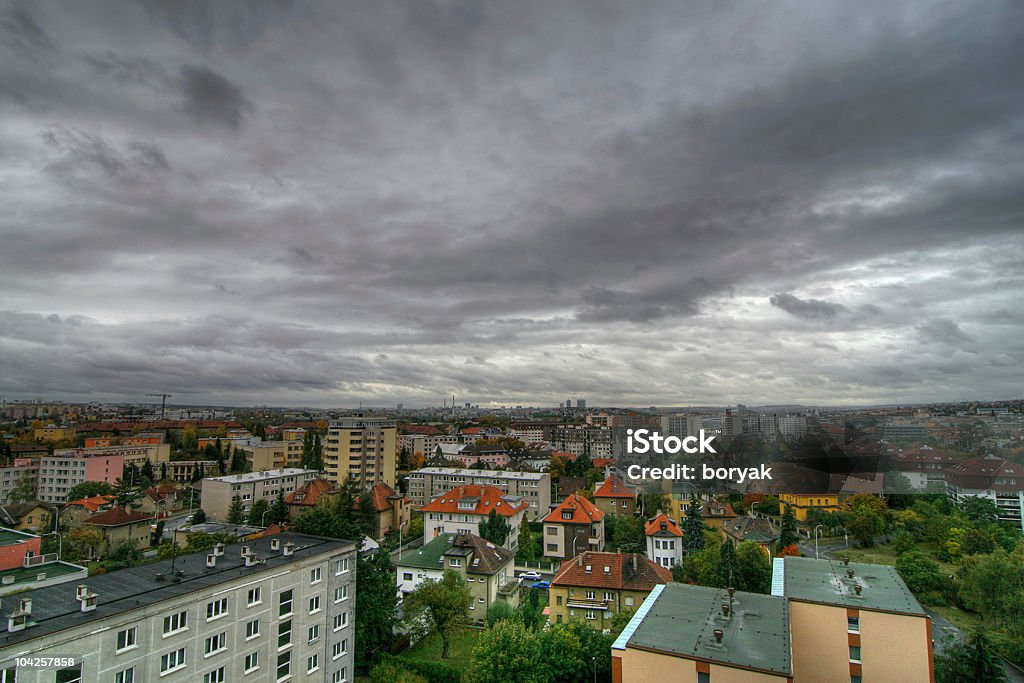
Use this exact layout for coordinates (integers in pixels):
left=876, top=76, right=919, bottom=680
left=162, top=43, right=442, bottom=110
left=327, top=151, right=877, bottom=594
left=2, top=1, right=1023, bottom=682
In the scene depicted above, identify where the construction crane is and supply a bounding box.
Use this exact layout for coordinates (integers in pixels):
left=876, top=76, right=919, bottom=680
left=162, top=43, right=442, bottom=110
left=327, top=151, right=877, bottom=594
left=147, top=393, right=173, bottom=419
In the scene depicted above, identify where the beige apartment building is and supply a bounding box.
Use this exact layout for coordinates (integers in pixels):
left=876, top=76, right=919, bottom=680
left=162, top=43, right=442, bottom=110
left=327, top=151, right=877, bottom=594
left=0, top=533, right=357, bottom=683
left=324, top=416, right=397, bottom=488
left=234, top=440, right=304, bottom=471
left=407, top=467, right=551, bottom=521
left=201, top=469, right=320, bottom=522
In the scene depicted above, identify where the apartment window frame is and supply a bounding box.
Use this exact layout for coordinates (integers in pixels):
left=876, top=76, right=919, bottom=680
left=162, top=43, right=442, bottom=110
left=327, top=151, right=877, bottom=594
left=276, top=652, right=291, bottom=681
left=114, top=668, right=135, bottom=683
left=309, top=595, right=321, bottom=614
left=247, top=586, right=262, bottom=606
left=849, top=645, right=862, bottom=663
left=162, top=611, right=188, bottom=637
left=306, top=653, right=320, bottom=675
left=159, top=647, right=187, bottom=676
left=244, top=652, right=259, bottom=674
left=278, top=619, right=293, bottom=650
left=206, top=597, right=228, bottom=621
left=246, top=618, right=260, bottom=640
left=204, top=631, right=227, bottom=657
left=202, top=667, right=226, bottom=683
left=116, top=626, right=138, bottom=653
left=279, top=589, right=293, bottom=617
left=308, top=624, right=320, bottom=644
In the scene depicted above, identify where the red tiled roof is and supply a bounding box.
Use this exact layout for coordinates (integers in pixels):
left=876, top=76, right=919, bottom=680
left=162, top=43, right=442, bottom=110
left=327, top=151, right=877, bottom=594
left=544, top=493, right=604, bottom=524
left=644, top=512, right=682, bottom=537
left=284, top=479, right=336, bottom=507
left=64, top=495, right=116, bottom=512
left=400, top=424, right=443, bottom=436
left=552, top=551, right=671, bottom=590
left=702, top=501, right=737, bottom=519
left=946, top=456, right=1024, bottom=492
left=366, top=482, right=404, bottom=512
left=594, top=474, right=634, bottom=499
left=85, top=508, right=153, bottom=526
left=591, top=458, right=615, bottom=469
left=421, top=485, right=527, bottom=517
left=552, top=451, right=578, bottom=461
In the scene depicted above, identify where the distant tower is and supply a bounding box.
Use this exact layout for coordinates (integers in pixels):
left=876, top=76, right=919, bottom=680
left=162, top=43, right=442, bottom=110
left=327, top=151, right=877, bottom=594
left=577, top=399, right=586, bottom=409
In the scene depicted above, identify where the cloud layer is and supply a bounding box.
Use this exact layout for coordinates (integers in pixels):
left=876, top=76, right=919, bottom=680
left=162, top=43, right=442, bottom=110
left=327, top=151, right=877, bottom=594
left=1, top=0, right=1022, bottom=407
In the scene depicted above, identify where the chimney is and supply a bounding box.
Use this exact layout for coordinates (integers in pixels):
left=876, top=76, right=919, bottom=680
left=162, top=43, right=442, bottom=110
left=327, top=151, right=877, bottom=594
left=245, top=553, right=258, bottom=567
left=80, top=592, right=97, bottom=613
left=713, top=628, right=724, bottom=643
left=213, top=543, right=225, bottom=557
left=7, top=612, right=27, bottom=633
left=271, top=538, right=281, bottom=551
left=19, top=598, right=31, bottom=616
left=76, top=584, right=88, bottom=601
left=842, top=557, right=850, bottom=566
left=721, top=603, right=731, bottom=617
left=854, top=584, right=862, bottom=596
left=577, top=555, right=583, bottom=566
left=206, top=554, right=216, bottom=568
left=283, top=541, right=294, bottom=556
left=847, top=568, right=855, bottom=579
left=727, top=586, right=735, bottom=600
left=240, top=545, right=251, bottom=557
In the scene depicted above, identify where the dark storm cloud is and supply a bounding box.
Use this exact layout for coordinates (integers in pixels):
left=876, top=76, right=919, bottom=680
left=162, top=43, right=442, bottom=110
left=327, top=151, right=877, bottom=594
left=0, top=0, right=1022, bottom=406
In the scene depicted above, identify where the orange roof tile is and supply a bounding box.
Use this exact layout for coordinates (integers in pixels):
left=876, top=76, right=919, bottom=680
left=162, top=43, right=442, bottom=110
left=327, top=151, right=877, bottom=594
left=552, top=551, right=671, bottom=590
left=366, top=482, right=404, bottom=512
left=284, top=479, right=336, bottom=507
left=594, top=474, right=634, bottom=499
left=644, top=512, right=683, bottom=537
left=64, top=495, right=116, bottom=512
left=544, top=493, right=605, bottom=524
left=421, top=485, right=527, bottom=517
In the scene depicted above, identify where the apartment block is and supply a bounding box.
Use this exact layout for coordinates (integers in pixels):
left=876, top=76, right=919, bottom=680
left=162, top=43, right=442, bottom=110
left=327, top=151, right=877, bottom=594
left=324, top=416, right=397, bottom=488
left=659, top=414, right=704, bottom=440
left=945, top=455, right=1024, bottom=531
left=234, top=440, right=303, bottom=471
left=201, top=469, right=319, bottom=522
left=0, top=533, right=357, bottom=683
left=0, top=460, right=39, bottom=506
left=399, top=433, right=461, bottom=460
left=406, top=467, right=551, bottom=521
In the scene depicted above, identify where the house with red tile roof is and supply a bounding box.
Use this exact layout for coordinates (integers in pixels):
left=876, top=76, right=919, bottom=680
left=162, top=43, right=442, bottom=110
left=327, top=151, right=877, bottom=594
left=83, top=508, right=154, bottom=557
left=548, top=551, right=671, bottom=630
left=644, top=512, right=683, bottom=569
left=891, top=446, right=958, bottom=489
left=593, top=474, right=636, bottom=517
left=284, top=478, right=338, bottom=522
left=421, top=485, right=528, bottom=551
left=946, top=455, right=1024, bottom=531
left=62, top=495, right=116, bottom=526
left=543, top=493, right=605, bottom=561
left=361, top=482, right=411, bottom=540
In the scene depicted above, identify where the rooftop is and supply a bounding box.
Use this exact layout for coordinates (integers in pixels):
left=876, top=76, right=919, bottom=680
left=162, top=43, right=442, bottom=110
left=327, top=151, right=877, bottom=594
left=544, top=493, right=604, bottom=525
left=205, top=468, right=318, bottom=483
left=773, top=555, right=925, bottom=616
left=395, top=532, right=514, bottom=575
left=614, top=583, right=791, bottom=677
left=0, top=532, right=354, bottom=649
left=0, top=561, right=87, bottom=596
left=0, top=529, right=34, bottom=548
left=644, top=512, right=682, bottom=537
left=411, top=466, right=547, bottom=481
left=594, top=474, right=634, bottom=499
left=552, top=551, right=671, bottom=590
left=422, top=485, right=527, bottom=517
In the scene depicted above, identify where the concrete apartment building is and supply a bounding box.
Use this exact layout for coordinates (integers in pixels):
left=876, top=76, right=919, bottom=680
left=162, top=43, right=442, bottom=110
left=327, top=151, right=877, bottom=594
left=406, top=467, right=551, bottom=521
left=0, top=460, right=38, bottom=506
left=548, top=551, right=671, bottom=631
left=399, top=433, right=461, bottom=460
left=234, top=440, right=304, bottom=471
left=946, top=455, right=1024, bottom=531
left=0, top=533, right=357, bottom=683
left=324, top=416, right=397, bottom=488
left=36, top=444, right=173, bottom=503
left=201, top=469, right=319, bottom=522
left=542, top=493, right=605, bottom=562
left=395, top=532, right=517, bottom=626
left=659, top=414, right=704, bottom=440
left=420, top=485, right=527, bottom=551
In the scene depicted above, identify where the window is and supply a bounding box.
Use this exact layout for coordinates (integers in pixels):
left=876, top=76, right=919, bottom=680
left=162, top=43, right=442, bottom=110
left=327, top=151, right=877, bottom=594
left=335, top=585, right=349, bottom=602
left=279, top=619, right=294, bottom=649
left=556, top=595, right=562, bottom=606
left=115, top=668, right=135, bottom=683
left=307, top=654, right=319, bottom=674
left=332, top=641, right=342, bottom=659
left=308, top=624, right=320, bottom=643
left=851, top=677, right=862, bottom=683
left=548, top=525, right=559, bottom=533
left=203, top=667, right=226, bottom=683
left=248, top=587, right=262, bottom=606
left=244, top=652, right=259, bottom=673
left=586, top=591, right=595, bottom=599
left=279, top=590, right=293, bottom=617
left=162, top=611, right=188, bottom=635
left=849, top=646, right=861, bottom=663
left=56, top=667, right=81, bottom=683
left=546, top=543, right=557, bottom=551
left=276, top=652, right=291, bottom=681
left=246, top=618, right=260, bottom=639
left=335, top=557, right=351, bottom=574
left=309, top=595, right=321, bottom=613
left=603, top=592, right=613, bottom=601
left=585, top=610, right=597, bottom=620
left=116, top=626, right=138, bottom=652
left=204, top=632, right=226, bottom=656
left=625, top=597, right=634, bottom=607
left=848, top=616, right=860, bottom=633
left=339, top=638, right=348, bottom=656
left=698, top=673, right=711, bottom=683
left=333, top=613, right=344, bottom=630
left=449, top=558, right=461, bottom=567
left=160, top=647, right=186, bottom=675
left=333, top=667, right=347, bottom=683
left=206, top=597, right=228, bottom=620
left=402, top=572, right=413, bottom=581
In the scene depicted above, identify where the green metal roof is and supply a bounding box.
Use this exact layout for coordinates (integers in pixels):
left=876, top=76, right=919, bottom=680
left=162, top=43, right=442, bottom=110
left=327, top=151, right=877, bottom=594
left=618, top=583, right=792, bottom=676
left=778, top=556, right=925, bottom=616
left=396, top=534, right=455, bottom=570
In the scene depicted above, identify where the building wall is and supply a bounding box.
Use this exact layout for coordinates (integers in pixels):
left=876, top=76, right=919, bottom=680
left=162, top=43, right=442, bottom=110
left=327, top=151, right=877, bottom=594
left=3, top=545, right=357, bottom=683
left=424, top=508, right=525, bottom=551
left=0, top=464, right=39, bottom=505
left=614, top=647, right=787, bottom=683
left=543, top=522, right=603, bottom=561
left=778, top=494, right=841, bottom=522
left=859, top=609, right=933, bottom=682
left=0, top=534, right=42, bottom=571
left=645, top=535, right=683, bottom=569
left=595, top=496, right=634, bottom=518
left=548, top=585, right=648, bottom=630
left=325, top=417, right=398, bottom=488
left=202, top=471, right=319, bottom=522
left=406, top=468, right=551, bottom=521
left=83, top=455, right=125, bottom=486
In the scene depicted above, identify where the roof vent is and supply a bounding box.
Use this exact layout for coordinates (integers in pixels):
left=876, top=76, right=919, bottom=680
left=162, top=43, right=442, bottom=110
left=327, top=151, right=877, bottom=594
left=727, top=586, right=736, bottom=599
left=76, top=584, right=88, bottom=600
left=241, top=545, right=251, bottom=557
left=713, top=628, right=724, bottom=643
left=271, top=538, right=281, bottom=551
left=245, top=553, right=259, bottom=567
left=19, top=598, right=31, bottom=616
left=847, top=568, right=855, bottom=579
left=213, top=543, right=225, bottom=557
left=842, top=557, right=850, bottom=566
left=854, top=584, right=862, bottom=596
left=1, top=576, right=14, bottom=585
left=206, top=554, right=216, bottom=568
left=721, top=603, right=731, bottom=617
left=283, top=541, right=294, bottom=556
left=80, top=592, right=98, bottom=613
left=7, top=612, right=27, bottom=633
left=36, top=573, right=46, bottom=582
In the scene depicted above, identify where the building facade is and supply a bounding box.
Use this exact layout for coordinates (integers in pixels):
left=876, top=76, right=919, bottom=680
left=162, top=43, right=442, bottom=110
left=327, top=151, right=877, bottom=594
left=324, top=416, right=397, bottom=488
left=420, top=485, right=527, bottom=552
left=542, top=493, right=605, bottom=562
left=406, top=467, right=550, bottom=521
left=945, top=455, right=1024, bottom=531
left=644, top=513, right=684, bottom=569
left=201, top=469, right=320, bottom=522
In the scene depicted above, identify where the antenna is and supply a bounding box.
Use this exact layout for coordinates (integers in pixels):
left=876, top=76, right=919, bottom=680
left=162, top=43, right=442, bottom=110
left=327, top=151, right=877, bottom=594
left=146, top=393, right=173, bottom=419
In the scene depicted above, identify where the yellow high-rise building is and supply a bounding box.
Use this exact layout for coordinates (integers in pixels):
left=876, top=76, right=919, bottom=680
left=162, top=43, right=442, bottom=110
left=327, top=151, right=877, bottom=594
left=324, top=415, right=397, bottom=488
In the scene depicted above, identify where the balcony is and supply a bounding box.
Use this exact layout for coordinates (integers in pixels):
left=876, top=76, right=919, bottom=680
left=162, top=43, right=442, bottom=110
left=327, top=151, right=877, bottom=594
left=566, top=598, right=610, bottom=610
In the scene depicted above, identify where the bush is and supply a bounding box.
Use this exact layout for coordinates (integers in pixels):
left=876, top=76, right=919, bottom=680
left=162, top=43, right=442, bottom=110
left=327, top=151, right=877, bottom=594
left=370, top=660, right=428, bottom=683
left=393, top=657, right=463, bottom=683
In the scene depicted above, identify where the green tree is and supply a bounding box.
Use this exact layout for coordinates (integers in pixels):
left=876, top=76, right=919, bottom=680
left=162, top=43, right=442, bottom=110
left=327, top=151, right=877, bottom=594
left=718, top=539, right=738, bottom=587
left=268, top=491, right=290, bottom=525
left=369, top=660, right=427, bottom=683
left=895, top=550, right=945, bottom=596
left=735, top=541, right=772, bottom=594
left=465, top=618, right=541, bottom=683
left=777, top=506, right=799, bottom=553
left=479, top=509, right=511, bottom=546
left=485, top=599, right=518, bottom=627
left=536, top=621, right=586, bottom=683
left=140, top=460, right=155, bottom=484
left=65, top=481, right=114, bottom=503
left=112, top=478, right=140, bottom=509
left=247, top=499, right=270, bottom=527
left=641, top=490, right=668, bottom=517
left=847, top=510, right=883, bottom=547
left=403, top=569, right=472, bottom=659
left=230, top=446, right=247, bottom=474
left=682, top=534, right=723, bottom=587
left=958, top=547, right=1024, bottom=631
left=519, top=589, right=545, bottom=631
left=960, top=497, right=1000, bottom=525
left=935, top=630, right=1008, bottom=683
left=612, top=516, right=644, bottom=553
left=160, top=461, right=168, bottom=481
left=226, top=495, right=245, bottom=524
left=356, top=542, right=400, bottom=663
left=184, top=531, right=236, bottom=554
left=190, top=508, right=207, bottom=524
left=609, top=609, right=635, bottom=636
left=8, top=472, right=37, bottom=503
left=515, top=523, right=539, bottom=562
left=109, top=539, right=143, bottom=565
left=892, top=529, right=916, bottom=555
left=683, top=496, right=706, bottom=552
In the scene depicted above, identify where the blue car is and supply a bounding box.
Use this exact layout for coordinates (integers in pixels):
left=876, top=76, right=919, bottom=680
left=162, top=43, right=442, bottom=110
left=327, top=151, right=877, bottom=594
left=530, top=581, right=550, bottom=590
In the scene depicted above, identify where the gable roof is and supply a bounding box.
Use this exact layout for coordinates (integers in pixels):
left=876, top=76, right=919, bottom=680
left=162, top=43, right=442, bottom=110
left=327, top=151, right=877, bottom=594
left=421, top=485, right=527, bottom=517
left=544, top=493, right=605, bottom=525
left=396, top=532, right=514, bottom=575
left=552, top=551, right=671, bottom=590
left=594, top=474, right=634, bottom=499
left=284, top=478, right=336, bottom=507
left=702, top=500, right=737, bottom=519
left=644, top=512, right=682, bottom=537
left=366, top=482, right=404, bottom=512
left=0, top=503, right=52, bottom=526
left=946, top=455, right=1024, bottom=492
left=64, top=495, right=116, bottom=512
left=722, top=516, right=778, bottom=543
left=85, top=508, right=153, bottom=527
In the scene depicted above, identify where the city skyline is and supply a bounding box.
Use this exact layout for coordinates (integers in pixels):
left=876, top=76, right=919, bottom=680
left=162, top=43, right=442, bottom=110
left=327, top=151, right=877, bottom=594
left=2, top=1, right=1023, bottom=408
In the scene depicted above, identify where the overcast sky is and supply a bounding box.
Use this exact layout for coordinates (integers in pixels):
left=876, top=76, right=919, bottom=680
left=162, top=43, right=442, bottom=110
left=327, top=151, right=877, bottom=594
left=1, top=1, right=1022, bottom=408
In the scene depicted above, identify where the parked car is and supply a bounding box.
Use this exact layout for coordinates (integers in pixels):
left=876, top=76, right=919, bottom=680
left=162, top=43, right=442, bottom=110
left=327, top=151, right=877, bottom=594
left=530, top=581, right=550, bottom=590
left=519, top=571, right=543, bottom=581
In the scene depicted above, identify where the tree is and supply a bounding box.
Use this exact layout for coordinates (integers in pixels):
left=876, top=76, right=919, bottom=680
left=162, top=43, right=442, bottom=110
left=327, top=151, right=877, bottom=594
left=110, top=539, right=143, bottom=566
left=718, top=539, right=738, bottom=587
left=184, top=532, right=236, bottom=554
left=369, top=660, right=427, bottom=683
left=8, top=472, right=36, bottom=503
left=735, top=542, right=772, bottom=593
left=777, top=506, right=799, bottom=553
left=895, top=550, right=945, bottom=596
left=683, top=496, right=706, bottom=552
left=682, top=534, right=723, bottom=587
left=519, top=589, right=545, bottom=631
left=356, top=543, right=400, bottom=664
left=641, top=490, right=668, bottom=517
left=140, top=460, right=155, bottom=484
left=403, top=569, right=471, bottom=659
left=465, top=618, right=541, bottom=683
left=958, top=547, right=1024, bottom=631
left=226, top=495, right=245, bottom=524
left=268, top=491, right=290, bottom=525
left=190, top=508, right=207, bottom=524
left=65, top=481, right=114, bottom=503
left=935, top=630, right=1008, bottom=683
left=847, top=510, right=884, bottom=547
left=479, top=509, right=511, bottom=546
left=892, top=529, right=916, bottom=555
left=113, top=478, right=140, bottom=509
left=247, top=499, right=270, bottom=527
left=960, top=497, right=1000, bottom=525
left=515, top=523, right=539, bottom=562
left=485, top=599, right=518, bottom=627
left=160, top=461, right=168, bottom=481
left=612, top=515, right=644, bottom=553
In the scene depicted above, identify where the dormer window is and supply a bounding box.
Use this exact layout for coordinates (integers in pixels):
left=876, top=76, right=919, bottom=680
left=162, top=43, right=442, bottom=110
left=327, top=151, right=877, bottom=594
left=584, top=565, right=591, bottom=573
left=562, top=510, right=573, bottom=520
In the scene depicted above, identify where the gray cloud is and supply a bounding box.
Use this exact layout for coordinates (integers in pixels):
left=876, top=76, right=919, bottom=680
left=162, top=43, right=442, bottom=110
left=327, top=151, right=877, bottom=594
left=0, top=0, right=1022, bottom=406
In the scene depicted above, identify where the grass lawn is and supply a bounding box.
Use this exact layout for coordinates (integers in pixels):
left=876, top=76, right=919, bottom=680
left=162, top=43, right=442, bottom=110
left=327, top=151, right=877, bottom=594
left=929, top=604, right=982, bottom=633
left=404, top=627, right=482, bottom=668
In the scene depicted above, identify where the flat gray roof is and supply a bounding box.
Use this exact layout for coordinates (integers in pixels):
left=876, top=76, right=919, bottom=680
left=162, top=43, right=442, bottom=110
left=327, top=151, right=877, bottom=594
left=412, top=467, right=546, bottom=480
left=0, top=532, right=354, bottom=651
left=776, top=556, right=925, bottom=615
left=615, top=583, right=791, bottom=676
left=205, top=468, right=317, bottom=483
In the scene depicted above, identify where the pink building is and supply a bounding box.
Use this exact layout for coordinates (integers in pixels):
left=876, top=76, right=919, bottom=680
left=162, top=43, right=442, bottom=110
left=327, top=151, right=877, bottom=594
left=84, top=454, right=125, bottom=485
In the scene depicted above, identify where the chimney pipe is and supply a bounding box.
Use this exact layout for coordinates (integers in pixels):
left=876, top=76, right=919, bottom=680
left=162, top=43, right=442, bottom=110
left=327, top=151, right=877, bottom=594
left=721, top=603, right=730, bottom=617
left=842, top=557, right=849, bottom=566
left=727, top=587, right=735, bottom=599
left=854, top=584, right=862, bottom=596
left=206, top=554, right=216, bottom=568
left=283, top=541, right=294, bottom=556
left=713, top=628, right=724, bottom=643
left=271, top=538, right=281, bottom=551
left=847, top=568, right=855, bottom=579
